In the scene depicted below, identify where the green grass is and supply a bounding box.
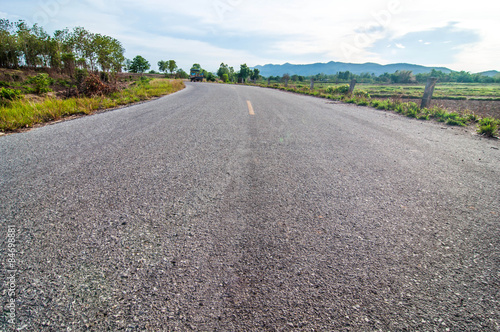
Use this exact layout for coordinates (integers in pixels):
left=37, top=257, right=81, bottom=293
left=250, top=81, right=493, bottom=133
left=477, top=117, right=500, bottom=137
left=304, top=82, right=500, bottom=100
left=0, top=79, right=185, bottom=132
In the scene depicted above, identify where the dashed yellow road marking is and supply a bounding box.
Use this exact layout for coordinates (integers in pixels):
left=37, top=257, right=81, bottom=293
left=247, top=100, right=255, bottom=115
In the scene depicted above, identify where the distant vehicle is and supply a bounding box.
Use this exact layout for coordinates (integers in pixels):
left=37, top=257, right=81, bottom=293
left=190, top=69, right=204, bottom=82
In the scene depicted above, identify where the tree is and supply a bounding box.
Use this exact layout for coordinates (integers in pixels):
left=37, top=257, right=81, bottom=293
left=176, top=68, right=189, bottom=79
left=217, top=62, right=229, bottom=79
left=129, top=55, right=150, bottom=74
left=94, top=34, right=124, bottom=73
left=390, top=70, right=414, bottom=83
left=206, top=72, right=216, bottom=82
left=0, top=21, right=125, bottom=74
left=0, top=19, right=21, bottom=68
left=167, top=60, right=177, bottom=75
left=250, top=68, right=260, bottom=81
left=238, top=63, right=250, bottom=83
left=158, top=60, right=168, bottom=73
left=190, top=63, right=201, bottom=72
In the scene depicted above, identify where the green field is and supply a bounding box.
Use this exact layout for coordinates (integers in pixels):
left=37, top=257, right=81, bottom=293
left=270, top=81, right=500, bottom=100
left=250, top=80, right=500, bottom=137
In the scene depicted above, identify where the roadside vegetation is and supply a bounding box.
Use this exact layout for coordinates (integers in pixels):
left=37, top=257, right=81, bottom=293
left=194, top=63, right=499, bottom=138
left=0, top=76, right=184, bottom=132
left=251, top=81, right=499, bottom=138
left=0, top=20, right=186, bottom=133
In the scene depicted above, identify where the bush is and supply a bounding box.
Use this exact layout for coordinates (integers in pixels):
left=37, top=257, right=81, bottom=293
left=354, top=90, right=371, bottom=99
left=206, top=72, right=216, bottom=82
left=139, top=76, right=153, bottom=84
left=0, top=87, right=22, bottom=102
left=325, top=84, right=349, bottom=95
left=443, top=112, right=467, bottom=126
left=371, top=99, right=390, bottom=110
left=477, top=118, right=499, bottom=137
left=432, top=107, right=449, bottom=122
left=464, top=112, right=480, bottom=123
left=446, top=118, right=467, bottom=126
left=26, top=73, right=52, bottom=94
left=355, top=98, right=370, bottom=106
left=75, top=69, right=88, bottom=89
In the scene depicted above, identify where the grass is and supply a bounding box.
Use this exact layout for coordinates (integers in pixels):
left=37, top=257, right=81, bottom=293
left=0, top=79, right=184, bottom=132
left=477, top=117, right=500, bottom=137
left=298, top=82, right=500, bottom=100
left=248, top=81, right=498, bottom=137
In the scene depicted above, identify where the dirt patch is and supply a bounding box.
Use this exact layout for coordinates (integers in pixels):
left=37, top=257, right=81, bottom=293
left=432, top=99, right=500, bottom=119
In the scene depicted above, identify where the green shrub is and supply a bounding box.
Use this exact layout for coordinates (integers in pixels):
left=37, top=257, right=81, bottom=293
left=0, top=87, right=22, bottom=101
left=432, top=107, right=449, bottom=122
left=477, top=118, right=499, bottom=137
left=371, top=99, right=390, bottom=110
left=26, top=73, right=52, bottom=94
left=355, top=98, right=370, bottom=106
left=354, top=90, right=371, bottom=99
left=465, top=112, right=480, bottom=123
left=417, top=113, right=430, bottom=120
left=446, top=118, right=466, bottom=126
left=325, top=84, right=349, bottom=95
left=139, top=76, right=153, bottom=84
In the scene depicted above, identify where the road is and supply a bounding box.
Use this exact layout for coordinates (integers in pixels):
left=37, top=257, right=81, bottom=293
left=1, top=82, right=499, bottom=331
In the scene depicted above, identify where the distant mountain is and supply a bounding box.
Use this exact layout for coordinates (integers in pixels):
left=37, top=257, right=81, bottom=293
left=253, top=61, right=454, bottom=77
left=476, top=70, right=499, bottom=77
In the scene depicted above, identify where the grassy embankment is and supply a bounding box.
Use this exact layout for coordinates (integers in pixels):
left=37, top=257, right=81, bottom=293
left=250, top=81, right=500, bottom=137
left=0, top=78, right=184, bottom=133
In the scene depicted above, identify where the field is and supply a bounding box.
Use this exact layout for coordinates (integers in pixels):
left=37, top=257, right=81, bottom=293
left=267, top=81, right=500, bottom=120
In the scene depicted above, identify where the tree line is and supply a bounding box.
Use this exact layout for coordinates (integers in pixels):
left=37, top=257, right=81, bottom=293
left=186, top=63, right=260, bottom=83
left=0, top=19, right=125, bottom=74
left=186, top=64, right=500, bottom=85
left=281, top=69, right=500, bottom=84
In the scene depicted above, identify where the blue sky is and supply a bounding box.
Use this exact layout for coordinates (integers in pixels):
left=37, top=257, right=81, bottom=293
left=1, top=0, right=499, bottom=73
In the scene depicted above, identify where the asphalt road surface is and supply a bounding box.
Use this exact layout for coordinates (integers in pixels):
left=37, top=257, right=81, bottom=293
left=1, top=83, right=499, bottom=331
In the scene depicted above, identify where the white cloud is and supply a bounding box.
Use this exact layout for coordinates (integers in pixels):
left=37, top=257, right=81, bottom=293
left=1, top=0, right=499, bottom=71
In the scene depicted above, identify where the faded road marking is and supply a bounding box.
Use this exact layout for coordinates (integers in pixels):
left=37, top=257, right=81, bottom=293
left=247, top=100, right=255, bottom=115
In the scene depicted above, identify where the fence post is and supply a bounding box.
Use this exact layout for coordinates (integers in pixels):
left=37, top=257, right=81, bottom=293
left=421, top=77, right=438, bottom=109
left=310, top=78, right=314, bottom=90
left=348, top=79, right=357, bottom=95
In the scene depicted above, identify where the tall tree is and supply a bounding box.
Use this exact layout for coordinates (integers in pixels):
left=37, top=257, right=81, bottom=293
left=158, top=60, right=168, bottom=73
left=217, top=62, right=229, bottom=78
left=167, top=60, right=177, bottom=75
left=129, top=55, right=150, bottom=74
left=250, top=68, right=260, bottom=81
left=238, top=63, right=250, bottom=83
left=0, top=19, right=20, bottom=68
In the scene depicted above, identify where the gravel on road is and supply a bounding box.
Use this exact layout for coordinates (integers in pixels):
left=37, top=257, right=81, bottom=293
left=1, top=83, right=499, bottom=331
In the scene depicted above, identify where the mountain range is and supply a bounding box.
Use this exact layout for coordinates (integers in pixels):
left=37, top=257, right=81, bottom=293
left=252, top=61, right=490, bottom=77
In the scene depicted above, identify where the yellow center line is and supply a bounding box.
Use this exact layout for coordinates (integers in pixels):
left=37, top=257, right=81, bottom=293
left=247, top=100, right=255, bottom=115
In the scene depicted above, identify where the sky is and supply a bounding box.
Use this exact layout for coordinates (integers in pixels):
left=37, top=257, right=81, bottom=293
left=1, top=0, right=499, bottom=73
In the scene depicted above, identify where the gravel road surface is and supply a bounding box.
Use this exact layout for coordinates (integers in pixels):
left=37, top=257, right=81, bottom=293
left=1, top=83, right=499, bottom=331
